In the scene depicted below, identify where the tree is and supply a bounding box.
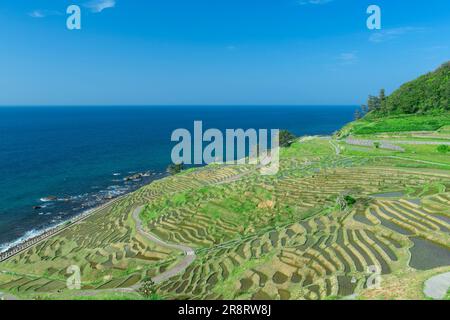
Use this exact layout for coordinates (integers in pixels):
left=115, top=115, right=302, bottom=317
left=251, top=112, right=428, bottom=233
left=379, top=89, right=388, bottom=114
left=279, top=130, right=297, bottom=148
left=368, top=62, right=449, bottom=116
left=336, top=192, right=357, bottom=211
left=167, top=163, right=184, bottom=175
left=367, top=95, right=380, bottom=112
left=138, top=278, right=159, bottom=300
left=379, top=88, right=386, bottom=101
left=361, top=104, right=368, bottom=115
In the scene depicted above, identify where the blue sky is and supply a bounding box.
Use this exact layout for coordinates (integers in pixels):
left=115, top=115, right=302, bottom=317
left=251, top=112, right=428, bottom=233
left=0, top=0, right=449, bottom=105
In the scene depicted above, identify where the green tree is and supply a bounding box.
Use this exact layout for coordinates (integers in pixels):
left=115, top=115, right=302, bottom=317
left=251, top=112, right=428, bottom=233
left=371, top=62, right=449, bottom=116
left=367, top=95, right=381, bottom=112
left=361, top=104, right=368, bottom=115
left=379, top=89, right=388, bottom=114
left=139, top=278, right=160, bottom=300
left=167, top=163, right=184, bottom=175
left=279, top=130, right=297, bottom=148
left=336, top=192, right=357, bottom=211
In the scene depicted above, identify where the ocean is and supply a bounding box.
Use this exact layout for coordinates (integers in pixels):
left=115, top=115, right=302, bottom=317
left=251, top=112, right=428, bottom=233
left=0, top=105, right=355, bottom=251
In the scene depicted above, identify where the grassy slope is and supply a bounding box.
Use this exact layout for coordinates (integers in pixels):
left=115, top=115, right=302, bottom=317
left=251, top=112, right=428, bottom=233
left=338, top=113, right=450, bottom=137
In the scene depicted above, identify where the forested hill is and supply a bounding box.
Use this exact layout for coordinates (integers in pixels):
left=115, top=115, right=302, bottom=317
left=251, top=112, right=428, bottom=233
left=364, top=62, right=449, bottom=116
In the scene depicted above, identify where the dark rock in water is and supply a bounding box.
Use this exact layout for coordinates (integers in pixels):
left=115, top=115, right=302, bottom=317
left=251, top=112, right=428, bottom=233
left=33, top=206, right=42, bottom=210
left=123, top=173, right=144, bottom=182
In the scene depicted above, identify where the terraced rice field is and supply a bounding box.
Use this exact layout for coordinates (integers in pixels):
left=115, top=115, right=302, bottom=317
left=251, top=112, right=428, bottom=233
left=0, top=138, right=449, bottom=300
left=148, top=163, right=450, bottom=299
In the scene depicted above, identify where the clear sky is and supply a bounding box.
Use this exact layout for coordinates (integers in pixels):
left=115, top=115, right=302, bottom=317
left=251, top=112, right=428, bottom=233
left=0, top=0, right=449, bottom=106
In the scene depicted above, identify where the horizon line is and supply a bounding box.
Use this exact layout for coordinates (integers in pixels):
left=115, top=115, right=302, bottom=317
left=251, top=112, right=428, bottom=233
left=0, top=104, right=360, bottom=108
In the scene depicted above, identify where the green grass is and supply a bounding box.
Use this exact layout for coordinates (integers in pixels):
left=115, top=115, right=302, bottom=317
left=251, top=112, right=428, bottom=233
left=281, top=138, right=333, bottom=159
left=341, top=113, right=450, bottom=136
left=439, top=125, right=450, bottom=134
left=340, top=141, right=450, bottom=168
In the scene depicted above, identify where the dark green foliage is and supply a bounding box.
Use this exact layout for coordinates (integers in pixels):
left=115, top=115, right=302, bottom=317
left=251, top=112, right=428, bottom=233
left=279, top=130, right=297, bottom=148
left=370, top=62, right=449, bottom=116
left=336, top=193, right=357, bottom=211
left=167, top=163, right=184, bottom=175
left=367, top=95, right=381, bottom=112
left=437, top=145, right=449, bottom=154
left=361, top=104, right=368, bottom=115
left=344, top=195, right=357, bottom=206
left=373, top=142, right=380, bottom=149
left=139, top=278, right=160, bottom=300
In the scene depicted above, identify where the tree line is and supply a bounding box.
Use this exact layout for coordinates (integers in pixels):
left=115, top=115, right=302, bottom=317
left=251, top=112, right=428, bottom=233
left=354, top=61, right=449, bottom=120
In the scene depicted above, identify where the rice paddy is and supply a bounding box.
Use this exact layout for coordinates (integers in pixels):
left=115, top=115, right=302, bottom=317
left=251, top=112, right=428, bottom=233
left=0, top=135, right=449, bottom=300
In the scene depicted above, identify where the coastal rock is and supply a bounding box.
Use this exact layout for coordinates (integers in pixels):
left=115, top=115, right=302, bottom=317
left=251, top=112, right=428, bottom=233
left=122, top=171, right=153, bottom=182
left=33, top=206, right=42, bottom=210
left=123, top=173, right=143, bottom=182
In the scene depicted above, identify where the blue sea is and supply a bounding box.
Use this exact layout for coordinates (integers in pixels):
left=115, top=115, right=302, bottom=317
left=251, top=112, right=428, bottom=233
left=0, top=106, right=355, bottom=251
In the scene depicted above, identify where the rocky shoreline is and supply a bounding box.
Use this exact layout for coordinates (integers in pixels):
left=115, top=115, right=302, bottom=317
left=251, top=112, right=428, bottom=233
left=0, top=170, right=167, bottom=263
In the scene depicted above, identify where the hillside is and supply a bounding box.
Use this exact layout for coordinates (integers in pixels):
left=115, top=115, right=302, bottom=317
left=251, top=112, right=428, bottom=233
left=379, top=61, right=449, bottom=115
left=339, top=62, right=450, bottom=137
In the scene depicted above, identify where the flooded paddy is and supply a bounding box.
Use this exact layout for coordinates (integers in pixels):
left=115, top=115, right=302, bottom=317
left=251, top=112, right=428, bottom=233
left=370, top=209, right=413, bottom=235
left=371, top=192, right=405, bottom=198
left=409, top=237, right=450, bottom=270
left=353, top=212, right=376, bottom=226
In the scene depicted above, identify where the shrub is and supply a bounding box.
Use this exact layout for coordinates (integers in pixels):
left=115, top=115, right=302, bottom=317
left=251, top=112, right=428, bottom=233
left=279, top=130, right=297, bottom=148
left=167, top=163, right=184, bottom=175
left=437, top=145, right=450, bottom=153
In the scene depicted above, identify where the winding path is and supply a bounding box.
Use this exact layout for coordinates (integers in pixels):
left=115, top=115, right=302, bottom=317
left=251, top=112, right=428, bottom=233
left=131, top=206, right=196, bottom=285
left=424, top=272, right=450, bottom=300
left=329, top=140, right=341, bottom=155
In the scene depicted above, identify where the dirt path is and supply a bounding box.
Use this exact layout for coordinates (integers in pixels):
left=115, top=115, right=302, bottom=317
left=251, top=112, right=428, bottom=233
left=381, top=140, right=450, bottom=146
left=66, top=206, right=196, bottom=297
left=131, top=206, right=196, bottom=285
left=347, top=137, right=450, bottom=146
left=424, top=272, right=450, bottom=300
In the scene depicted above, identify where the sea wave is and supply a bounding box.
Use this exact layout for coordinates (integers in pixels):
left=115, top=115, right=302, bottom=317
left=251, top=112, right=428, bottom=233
left=0, top=227, right=49, bottom=254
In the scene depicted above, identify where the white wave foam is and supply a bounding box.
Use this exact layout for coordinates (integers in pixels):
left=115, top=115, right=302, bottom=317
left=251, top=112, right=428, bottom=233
left=0, top=228, right=44, bottom=254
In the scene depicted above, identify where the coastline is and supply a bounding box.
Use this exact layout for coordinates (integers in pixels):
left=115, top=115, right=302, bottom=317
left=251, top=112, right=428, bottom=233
left=0, top=172, right=168, bottom=263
